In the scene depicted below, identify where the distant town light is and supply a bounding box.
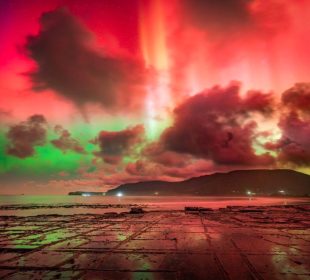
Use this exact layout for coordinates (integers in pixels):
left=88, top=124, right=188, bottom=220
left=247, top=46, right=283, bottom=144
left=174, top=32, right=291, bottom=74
left=82, top=193, right=91, bottom=197
left=279, top=190, right=285, bottom=194
left=116, top=192, right=123, bottom=197
left=154, top=192, right=159, bottom=195
left=246, top=191, right=252, bottom=196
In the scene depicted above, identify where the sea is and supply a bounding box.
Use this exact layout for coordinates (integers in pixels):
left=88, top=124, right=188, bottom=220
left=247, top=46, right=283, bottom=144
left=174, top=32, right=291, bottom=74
left=0, top=195, right=309, bottom=216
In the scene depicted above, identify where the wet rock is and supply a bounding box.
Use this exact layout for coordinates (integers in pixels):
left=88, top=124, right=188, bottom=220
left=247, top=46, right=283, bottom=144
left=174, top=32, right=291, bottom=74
left=129, top=207, right=144, bottom=214
left=185, top=207, right=213, bottom=213
left=238, top=209, right=264, bottom=213
left=0, top=205, right=309, bottom=279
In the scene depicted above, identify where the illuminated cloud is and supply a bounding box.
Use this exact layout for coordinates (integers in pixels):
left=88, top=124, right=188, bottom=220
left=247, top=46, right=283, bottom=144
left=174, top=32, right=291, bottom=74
left=92, top=125, right=144, bottom=164
left=51, top=125, right=85, bottom=154
left=25, top=8, right=147, bottom=112
left=160, top=82, right=274, bottom=165
left=6, top=115, right=47, bottom=158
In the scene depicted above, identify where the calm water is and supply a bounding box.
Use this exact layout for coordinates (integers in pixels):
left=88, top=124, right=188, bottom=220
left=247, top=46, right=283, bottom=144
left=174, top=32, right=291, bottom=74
left=0, top=195, right=309, bottom=216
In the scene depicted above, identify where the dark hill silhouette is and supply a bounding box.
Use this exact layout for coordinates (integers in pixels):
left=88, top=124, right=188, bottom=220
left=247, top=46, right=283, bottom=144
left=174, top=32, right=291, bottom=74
left=106, top=169, right=310, bottom=196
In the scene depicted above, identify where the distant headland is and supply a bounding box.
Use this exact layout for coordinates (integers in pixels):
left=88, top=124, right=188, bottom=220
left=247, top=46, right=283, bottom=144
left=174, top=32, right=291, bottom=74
left=105, top=169, right=310, bottom=197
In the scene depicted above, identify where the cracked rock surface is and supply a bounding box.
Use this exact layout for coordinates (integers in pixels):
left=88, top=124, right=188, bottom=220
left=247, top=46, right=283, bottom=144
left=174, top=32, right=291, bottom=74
left=0, top=205, right=309, bottom=279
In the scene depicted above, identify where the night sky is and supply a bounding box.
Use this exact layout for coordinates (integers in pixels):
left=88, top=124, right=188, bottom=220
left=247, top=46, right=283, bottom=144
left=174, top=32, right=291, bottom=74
left=0, top=0, right=309, bottom=194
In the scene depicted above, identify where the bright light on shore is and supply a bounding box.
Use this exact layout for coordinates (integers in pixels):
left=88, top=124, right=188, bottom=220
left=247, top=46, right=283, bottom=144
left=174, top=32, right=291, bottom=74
left=116, top=192, right=123, bottom=197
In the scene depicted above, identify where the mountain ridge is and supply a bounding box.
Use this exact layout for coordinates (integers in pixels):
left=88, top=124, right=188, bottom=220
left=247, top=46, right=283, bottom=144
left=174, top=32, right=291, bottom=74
left=106, top=169, right=310, bottom=196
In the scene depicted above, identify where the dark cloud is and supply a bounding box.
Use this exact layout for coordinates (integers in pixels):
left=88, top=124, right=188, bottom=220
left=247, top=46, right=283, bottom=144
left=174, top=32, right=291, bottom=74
left=91, top=125, right=144, bottom=164
left=267, top=86, right=310, bottom=166
left=181, top=0, right=253, bottom=33
left=266, top=84, right=310, bottom=165
left=181, top=0, right=289, bottom=37
left=125, top=158, right=213, bottom=180
left=6, top=115, right=47, bottom=158
left=282, top=83, right=310, bottom=113
left=142, top=142, right=190, bottom=168
left=266, top=137, right=310, bottom=166
left=25, top=8, right=146, bottom=111
left=279, top=111, right=310, bottom=149
left=160, top=82, right=274, bottom=165
left=51, top=125, right=85, bottom=154
left=123, top=139, right=214, bottom=181
left=242, top=90, right=274, bottom=114
left=125, top=160, right=157, bottom=177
